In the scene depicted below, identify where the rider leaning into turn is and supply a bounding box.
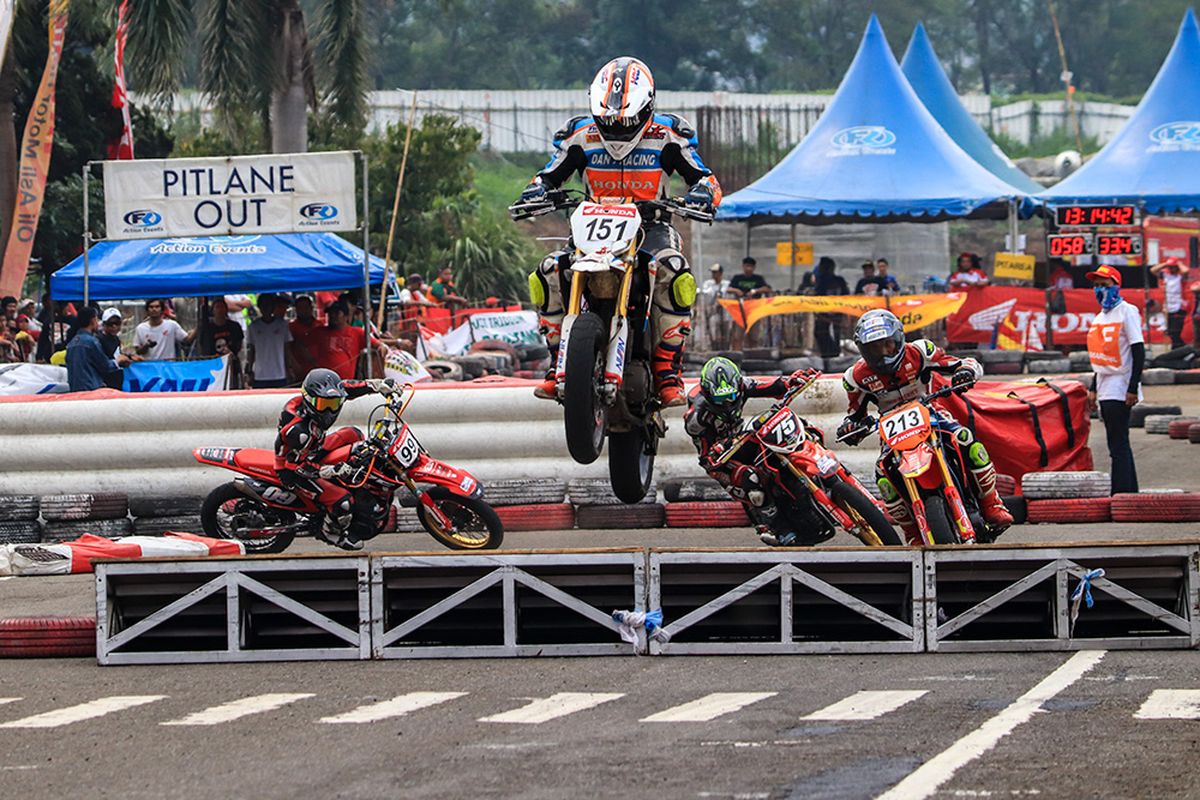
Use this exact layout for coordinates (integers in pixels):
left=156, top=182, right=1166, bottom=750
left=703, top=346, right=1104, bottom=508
left=274, top=368, right=396, bottom=551
left=836, top=310, right=1013, bottom=543
left=520, top=56, right=722, bottom=407
left=685, top=357, right=823, bottom=546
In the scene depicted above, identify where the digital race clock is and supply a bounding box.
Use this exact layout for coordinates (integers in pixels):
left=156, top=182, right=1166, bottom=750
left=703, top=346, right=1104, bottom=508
left=1047, top=233, right=1092, bottom=257
left=1053, top=204, right=1140, bottom=227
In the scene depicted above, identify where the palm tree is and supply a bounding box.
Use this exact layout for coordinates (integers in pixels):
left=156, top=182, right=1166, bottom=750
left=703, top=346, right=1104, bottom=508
left=126, top=0, right=367, bottom=153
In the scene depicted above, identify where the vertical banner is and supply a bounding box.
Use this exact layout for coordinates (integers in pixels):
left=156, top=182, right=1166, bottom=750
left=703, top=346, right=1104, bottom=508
left=108, top=0, right=134, bottom=160
left=0, top=1, right=14, bottom=70
left=0, top=0, right=69, bottom=298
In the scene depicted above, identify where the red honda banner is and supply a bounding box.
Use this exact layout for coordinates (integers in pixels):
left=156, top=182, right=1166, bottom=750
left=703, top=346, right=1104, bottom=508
left=0, top=0, right=69, bottom=298
left=107, top=0, right=134, bottom=160
left=945, top=287, right=1168, bottom=346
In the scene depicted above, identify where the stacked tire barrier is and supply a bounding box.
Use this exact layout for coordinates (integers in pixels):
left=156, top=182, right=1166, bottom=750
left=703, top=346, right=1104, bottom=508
left=1111, top=492, right=1200, bottom=522
left=0, top=496, right=40, bottom=544
left=129, top=496, right=204, bottom=537
left=41, top=494, right=132, bottom=543
left=1021, top=471, right=1112, bottom=524
left=0, top=380, right=866, bottom=499
left=0, top=617, right=96, bottom=658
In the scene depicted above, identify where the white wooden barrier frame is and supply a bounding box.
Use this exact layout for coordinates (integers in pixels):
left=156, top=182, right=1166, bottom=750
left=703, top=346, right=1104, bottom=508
left=371, top=551, right=647, bottom=658
left=924, top=543, right=1200, bottom=652
left=648, top=549, right=925, bottom=655
left=96, top=557, right=371, bottom=665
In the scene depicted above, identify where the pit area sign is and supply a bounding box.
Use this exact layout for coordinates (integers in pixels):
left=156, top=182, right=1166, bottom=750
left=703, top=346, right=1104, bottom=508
left=102, top=151, right=358, bottom=240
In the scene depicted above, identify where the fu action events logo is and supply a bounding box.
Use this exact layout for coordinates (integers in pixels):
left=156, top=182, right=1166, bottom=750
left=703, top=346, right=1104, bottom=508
left=828, top=126, right=897, bottom=157
left=1147, top=121, right=1200, bottom=153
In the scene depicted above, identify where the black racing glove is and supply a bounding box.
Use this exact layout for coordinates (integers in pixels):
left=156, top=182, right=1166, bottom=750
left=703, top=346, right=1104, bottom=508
left=683, top=181, right=715, bottom=213
left=519, top=181, right=548, bottom=204
left=951, top=368, right=976, bottom=392
left=837, top=418, right=867, bottom=446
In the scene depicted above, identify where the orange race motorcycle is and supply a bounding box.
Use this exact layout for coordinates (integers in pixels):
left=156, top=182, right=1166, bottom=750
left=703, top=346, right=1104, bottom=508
left=707, top=375, right=900, bottom=547
left=838, top=382, right=993, bottom=545
left=195, top=389, right=503, bottom=553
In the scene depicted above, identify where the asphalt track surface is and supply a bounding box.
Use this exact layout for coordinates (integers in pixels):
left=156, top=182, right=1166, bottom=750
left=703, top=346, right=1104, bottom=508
left=1, top=387, right=1199, bottom=798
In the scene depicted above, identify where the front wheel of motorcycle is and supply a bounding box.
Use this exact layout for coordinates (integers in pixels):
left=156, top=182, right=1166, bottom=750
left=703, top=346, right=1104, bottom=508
left=828, top=478, right=901, bottom=546
left=921, top=494, right=959, bottom=545
left=608, top=428, right=655, bottom=503
left=563, top=312, right=608, bottom=464
left=416, top=486, right=504, bottom=551
left=200, top=482, right=297, bottom=554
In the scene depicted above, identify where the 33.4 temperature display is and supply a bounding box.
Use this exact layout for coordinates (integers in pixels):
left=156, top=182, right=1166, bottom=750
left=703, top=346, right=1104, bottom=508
left=1096, top=234, right=1142, bottom=256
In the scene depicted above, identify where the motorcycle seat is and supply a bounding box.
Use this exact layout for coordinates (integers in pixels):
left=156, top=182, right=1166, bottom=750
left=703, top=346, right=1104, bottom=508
left=232, top=448, right=278, bottom=476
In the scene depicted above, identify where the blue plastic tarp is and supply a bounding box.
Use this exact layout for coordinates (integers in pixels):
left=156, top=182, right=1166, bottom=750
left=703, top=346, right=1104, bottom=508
left=718, top=16, right=1035, bottom=225
left=52, top=232, right=387, bottom=301
left=1039, top=9, right=1200, bottom=213
left=901, top=23, right=1042, bottom=194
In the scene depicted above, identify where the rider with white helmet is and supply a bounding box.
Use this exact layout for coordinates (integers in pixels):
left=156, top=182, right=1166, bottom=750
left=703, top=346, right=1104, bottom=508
left=519, top=56, right=722, bottom=407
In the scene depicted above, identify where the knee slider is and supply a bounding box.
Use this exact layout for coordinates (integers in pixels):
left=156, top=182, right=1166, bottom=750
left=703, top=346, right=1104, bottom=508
left=967, top=442, right=991, bottom=469
left=954, top=427, right=974, bottom=446
left=528, top=271, right=548, bottom=309
left=877, top=477, right=900, bottom=502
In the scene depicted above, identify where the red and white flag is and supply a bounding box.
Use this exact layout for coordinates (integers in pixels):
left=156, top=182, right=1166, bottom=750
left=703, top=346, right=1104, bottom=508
left=108, top=0, right=134, bottom=159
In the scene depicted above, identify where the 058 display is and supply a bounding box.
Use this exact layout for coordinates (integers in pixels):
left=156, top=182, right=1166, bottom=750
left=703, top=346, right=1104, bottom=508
left=1047, top=232, right=1142, bottom=258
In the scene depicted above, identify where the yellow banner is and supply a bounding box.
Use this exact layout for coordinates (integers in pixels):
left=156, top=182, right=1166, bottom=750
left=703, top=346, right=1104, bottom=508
left=774, top=241, right=814, bottom=267
left=994, top=252, right=1036, bottom=281
left=0, top=0, right=69, bottom=297
left=719, top=292, right=967, bottom=332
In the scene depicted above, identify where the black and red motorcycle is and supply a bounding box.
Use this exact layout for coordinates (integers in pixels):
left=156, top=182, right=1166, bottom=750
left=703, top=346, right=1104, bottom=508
left=195, top=388, right=503, bottom=553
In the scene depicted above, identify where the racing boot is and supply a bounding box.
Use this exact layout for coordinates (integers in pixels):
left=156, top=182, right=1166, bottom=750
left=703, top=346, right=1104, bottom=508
left=651, top=320, right=690, bottom=407
left=879, top=477, right=922, bottom=545
left=534, top=343, right=559, bottom=400
left=318, top=497, right=364, bottom=552
left=971, top=463, right=1014, bottom=530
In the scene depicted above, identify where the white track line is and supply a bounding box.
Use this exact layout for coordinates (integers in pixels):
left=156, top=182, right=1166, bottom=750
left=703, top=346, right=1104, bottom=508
left=479, top=692, right=623, bottom=724
left=320, top=692, right=467, bottom=724
left=0, top=698, right=21, bottom=706
left=1134, top=689, right=1200, bottom=719
left=0, top=695, right=167, bottom=729
left=161, top=693, right=315, bottom=726
left=876, top=650, right=1106, bottom=800
left=641, top=692, right=776, bottom=723
left=802, top=690, right=928, bottom=721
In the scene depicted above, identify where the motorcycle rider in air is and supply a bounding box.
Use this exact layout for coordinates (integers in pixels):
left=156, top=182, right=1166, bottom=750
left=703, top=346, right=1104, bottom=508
left=685, top=357, right=824, bottom=545
left=519, top=56, right=722, bottom=407
left=274, top=368, right=397, bottom=551
left=836, top=310, right=1013, bottom=543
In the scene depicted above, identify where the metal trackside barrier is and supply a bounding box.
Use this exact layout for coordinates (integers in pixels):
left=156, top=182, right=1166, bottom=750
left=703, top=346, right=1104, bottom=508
left=924, top=543, right=1200, bottom=652
left=96, top=557, right=371, bottom=665
left=372, top=550, right=647, bottom=658
left=648, top=549, right=925, bottom=655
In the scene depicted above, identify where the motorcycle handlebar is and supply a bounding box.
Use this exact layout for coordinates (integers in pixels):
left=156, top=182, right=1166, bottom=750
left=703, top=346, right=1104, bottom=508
left=508, top=191, right=715, bottom=223
left=833, top=380, right=974, bottom=442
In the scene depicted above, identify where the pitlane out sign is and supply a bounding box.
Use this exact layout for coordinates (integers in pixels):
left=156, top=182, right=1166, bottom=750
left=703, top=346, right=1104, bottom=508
left=103, top=151, right=357, bottom=240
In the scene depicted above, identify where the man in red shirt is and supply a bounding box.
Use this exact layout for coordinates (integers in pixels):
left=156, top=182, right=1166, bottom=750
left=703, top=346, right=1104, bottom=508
left=948, top=252, right=990, bottom=290
left=289, top=295, right=322, bottom=377
left=316, top=300, right=388, bottom=379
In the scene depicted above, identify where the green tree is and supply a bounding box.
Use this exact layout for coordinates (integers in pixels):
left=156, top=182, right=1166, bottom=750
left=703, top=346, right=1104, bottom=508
left=125, top=0, right=368, bottom=153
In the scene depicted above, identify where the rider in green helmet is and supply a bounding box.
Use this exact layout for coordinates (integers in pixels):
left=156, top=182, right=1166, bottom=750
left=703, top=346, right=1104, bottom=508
left=685, top=356, right=822, bottom=546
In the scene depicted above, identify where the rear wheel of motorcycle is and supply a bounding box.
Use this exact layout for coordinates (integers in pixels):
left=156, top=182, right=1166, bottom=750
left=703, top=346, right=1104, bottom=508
left=563, top=312, right=607, bottom=465
left=416, top=487, right=504, bottom=550
left=921, top=494, right=959, bottom=545
left=829, top=479, right=901, bottom=546
left=200, top=482, right=297, bottom=555
left=608, top=429, right=655, bottom=504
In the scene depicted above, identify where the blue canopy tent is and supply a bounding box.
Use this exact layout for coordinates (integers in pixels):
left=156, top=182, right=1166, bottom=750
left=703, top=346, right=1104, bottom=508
left=901, top=23, right=1042, bottom=194
left=1039, top=8, right=1200, bottom=212
left=52, top=232, right=388, bottom=301
left=718, top=15, right=1035, bottom=225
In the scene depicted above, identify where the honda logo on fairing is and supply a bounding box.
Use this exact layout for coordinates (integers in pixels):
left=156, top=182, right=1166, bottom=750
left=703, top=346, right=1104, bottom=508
left=830, top=126, right=897, bottom=150
left=1147, top=122, right=1200, bottom=152
left=123, top=209, right=162, bottom=227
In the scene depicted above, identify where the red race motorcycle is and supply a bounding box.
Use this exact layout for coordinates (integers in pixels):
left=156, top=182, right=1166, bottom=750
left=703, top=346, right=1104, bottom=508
left=707, top=374, right=900, bottom=547
left=195, top=388, right=503, bottom=553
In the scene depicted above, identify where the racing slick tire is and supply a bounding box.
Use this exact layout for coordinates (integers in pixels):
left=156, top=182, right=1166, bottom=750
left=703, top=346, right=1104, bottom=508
left=829, top=479, right=901, bottom=546
left=608, top=429, right=656, bottom=504
left=562, top=312, right=608, bottom=465
left=416, top=486, right=504, bottom=550
left=200, top=482, right=296, bottom=554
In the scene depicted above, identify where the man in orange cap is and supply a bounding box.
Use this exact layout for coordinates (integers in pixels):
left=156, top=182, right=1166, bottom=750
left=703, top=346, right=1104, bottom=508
left=1086, top=264, right=1143, bottom=494
left=1151, top=256, right=1190, bottom=348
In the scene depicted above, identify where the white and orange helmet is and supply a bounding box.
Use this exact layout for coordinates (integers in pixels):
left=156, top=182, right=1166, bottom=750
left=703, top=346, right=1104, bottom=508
left=589, top=57, right=656, bottom=161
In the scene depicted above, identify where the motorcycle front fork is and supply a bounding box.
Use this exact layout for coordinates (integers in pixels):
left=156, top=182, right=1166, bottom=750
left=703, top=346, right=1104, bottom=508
left=901, top=445, right=976, bottom=545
